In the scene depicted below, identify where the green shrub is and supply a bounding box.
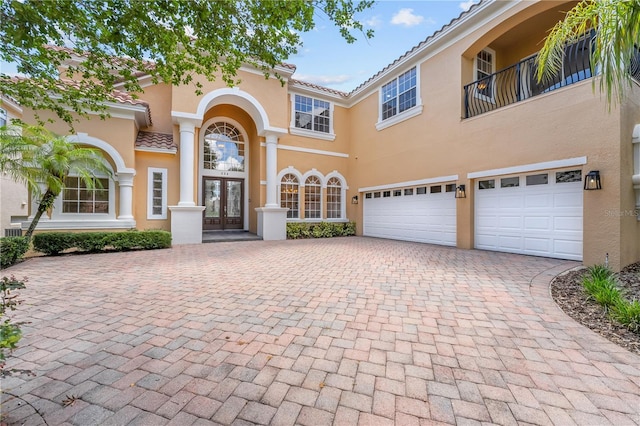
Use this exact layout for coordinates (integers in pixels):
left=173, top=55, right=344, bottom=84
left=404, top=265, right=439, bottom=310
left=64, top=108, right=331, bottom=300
left=286, top=222, right=356, bottom=239
left=612, top=299, right=640, bottom=332
left=0, top=237, right=30, bottom=269
left=586, top=264, right=615, bottom=281
left=33, top=232, right=76, bottom=255
left=74, top=233, right=108, bottom=252
left=33, top=230, right=171, bottom=255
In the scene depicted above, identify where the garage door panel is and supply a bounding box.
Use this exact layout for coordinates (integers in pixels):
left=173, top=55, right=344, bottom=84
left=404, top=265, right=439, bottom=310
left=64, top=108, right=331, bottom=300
left=524, top=193, right=552, bottom=208
left=523, top=216, right=550, bottom=230
left=475, top=172, right=583, bottom=261
left=499, top=216, right=522, bottom=229
left=364, top=188, right=456, bottom=246
left=554, top=216, right=582, bottom=231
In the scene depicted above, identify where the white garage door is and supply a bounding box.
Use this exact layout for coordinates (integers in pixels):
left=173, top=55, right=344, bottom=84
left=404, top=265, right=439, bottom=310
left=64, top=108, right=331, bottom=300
left=363, top=184, right=456, bottom=246
left=475, top=169, right=583, bottom=260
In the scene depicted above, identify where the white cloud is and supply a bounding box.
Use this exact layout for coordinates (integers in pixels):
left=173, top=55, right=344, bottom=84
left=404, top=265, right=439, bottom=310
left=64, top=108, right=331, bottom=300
left=459, top=0, right=479, bottom=12
left=365, top=15, right=383, bottom=29
left=294, top=74, right=352, bottom=86
left=391, top=8, right=424, bottom=27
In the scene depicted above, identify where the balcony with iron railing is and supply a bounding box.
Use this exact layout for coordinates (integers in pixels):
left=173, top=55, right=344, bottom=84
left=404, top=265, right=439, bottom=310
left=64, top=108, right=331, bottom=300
left=464, top=33, right=640, bottom=119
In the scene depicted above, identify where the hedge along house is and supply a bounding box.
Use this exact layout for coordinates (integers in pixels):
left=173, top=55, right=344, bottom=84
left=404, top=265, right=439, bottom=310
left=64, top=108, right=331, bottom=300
left=15, top=0, right=640, bottom=271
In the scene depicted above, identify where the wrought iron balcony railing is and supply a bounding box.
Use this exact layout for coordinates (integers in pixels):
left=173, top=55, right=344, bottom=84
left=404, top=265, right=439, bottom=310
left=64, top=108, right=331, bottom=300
left=464, top=33, right=594, bottom=118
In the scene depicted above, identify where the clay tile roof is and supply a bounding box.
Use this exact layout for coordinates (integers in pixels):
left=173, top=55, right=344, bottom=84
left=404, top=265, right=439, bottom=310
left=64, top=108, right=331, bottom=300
left=290, top=79, right=349, bottom=98
left=280, top=62, right=297, bottom=71
left=135, top=131, right=176, bottom=151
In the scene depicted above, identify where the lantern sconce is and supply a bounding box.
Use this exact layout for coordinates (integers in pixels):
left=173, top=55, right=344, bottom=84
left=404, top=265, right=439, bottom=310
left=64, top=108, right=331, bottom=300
left=455, top=185, right=466, bottom=199
left=584, top=170, right=602, bottom=190
left=351, top=195, right=359, bottom=204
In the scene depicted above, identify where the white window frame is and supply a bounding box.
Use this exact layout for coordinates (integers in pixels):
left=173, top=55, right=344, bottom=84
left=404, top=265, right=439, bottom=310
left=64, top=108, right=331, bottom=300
left=303, top=174, right=323, bottom=221
left=49, top=171, right=116, bottom=221
left=323, top=171, right=349, bottom=222
left=473, top=47, right=496, bottom=103
left=289, top=94, right=336, bottom=141
left=147, top=167, right=167, bottom=220
left=376, top=66, right=423, bottom=131
left=0, top=108, right=7, bottom=127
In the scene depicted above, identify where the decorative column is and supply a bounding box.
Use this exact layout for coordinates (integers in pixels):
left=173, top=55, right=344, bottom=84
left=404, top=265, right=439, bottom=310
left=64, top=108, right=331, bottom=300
left=178, top=120, right=196, bottom=206
left=265, top=134, right=279, bottom=207
left=169, top=117, right=205, bottom=244
left=117, top=169, right=136, bottom=219
left=255, top=132, right=289, bottom=240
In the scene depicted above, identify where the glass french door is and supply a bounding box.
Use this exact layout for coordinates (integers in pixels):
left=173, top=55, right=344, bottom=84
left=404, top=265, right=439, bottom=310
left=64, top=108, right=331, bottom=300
left=203, top=177, right=243, bottom=230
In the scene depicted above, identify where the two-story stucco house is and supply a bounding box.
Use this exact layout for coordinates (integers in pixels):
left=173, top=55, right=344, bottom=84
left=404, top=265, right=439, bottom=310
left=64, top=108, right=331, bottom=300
left=13, top=0, right=640, bottom=271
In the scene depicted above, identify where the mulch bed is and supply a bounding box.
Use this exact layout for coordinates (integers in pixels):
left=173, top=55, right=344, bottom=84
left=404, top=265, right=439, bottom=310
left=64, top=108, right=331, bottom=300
left=550, top=262, right=640, bottom=355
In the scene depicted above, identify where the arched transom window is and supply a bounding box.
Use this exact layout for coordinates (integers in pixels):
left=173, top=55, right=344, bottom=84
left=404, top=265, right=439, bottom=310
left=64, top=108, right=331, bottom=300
left=305, top=176, right=322, bottom=219
left=326, top=177, right=342, bottom=219
left=280, top=173, right=299, bottom=219
left=203, top=122, right=245, bottom=172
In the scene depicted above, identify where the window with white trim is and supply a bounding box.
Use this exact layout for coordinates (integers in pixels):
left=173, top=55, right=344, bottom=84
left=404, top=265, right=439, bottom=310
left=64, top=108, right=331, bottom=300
left=62, top=176, right=110, bottom=214
left=280, top=173, right=300, bottom=219
left=147, top=168, right=167, bottom=219
left=294, top=95, right=331, bottom=133
left=304, top=176, right=321, bottom=219
left=0, top=109, right=6, bottom=127
left=203, top=122, right=245, bottom=172
left=326, top=177, right=342, bottom=219
left=381, top=67, right=417, bottom=120
left=475, top=48, right=495, bottom=101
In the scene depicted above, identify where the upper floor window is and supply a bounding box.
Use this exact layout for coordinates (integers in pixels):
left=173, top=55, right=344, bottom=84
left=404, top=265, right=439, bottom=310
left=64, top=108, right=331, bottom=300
left=475, top=48, right=495, bottom=101
left=304, top=175, right=322, bottom=219
left=381, top=67, right=417, bottom=121
left=0, top=109, right=7, bottom=127
left=62, top=176, right=110, bottom=214
left=294, top=95, right=330, bottom=133
left=280, top=173, right=300, bottom=219
left=203, top=122, right=245, bottom=172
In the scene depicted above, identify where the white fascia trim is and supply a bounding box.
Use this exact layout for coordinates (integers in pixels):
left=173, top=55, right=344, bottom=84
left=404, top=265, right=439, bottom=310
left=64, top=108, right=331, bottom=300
left=348, top=1, right=517, bottom=106
left=260, top=180, right=267, bottom=185
left=22, top=219, right=136, bottom=230
left=135, top=147, right=177, bottom=155
left=0, top=96, right=22, bottom=114
left=376, top=104, right=424, bottom=131
left=467, top=157, right=588, bottom=179
left=359, top=174, right=459, bottom=192
left=260, top=142, right=349, bottom=158
left=289, top=127, right=336, bottom=141
left=288, top=85, right=348, bottom=107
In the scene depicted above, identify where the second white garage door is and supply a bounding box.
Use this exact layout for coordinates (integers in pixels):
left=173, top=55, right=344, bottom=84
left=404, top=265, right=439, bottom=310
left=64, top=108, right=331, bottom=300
left=475, top=169, right=583, bottom=260
left=363, top=184, right=456, bottom=246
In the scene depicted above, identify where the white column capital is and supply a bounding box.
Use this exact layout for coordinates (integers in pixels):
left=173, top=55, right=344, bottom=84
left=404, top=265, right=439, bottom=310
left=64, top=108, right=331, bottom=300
left=265, top=133, right=279, bottom=145
left=178, top=120, right=197, bottom=134
left=115, top=169, right=136, bottom=186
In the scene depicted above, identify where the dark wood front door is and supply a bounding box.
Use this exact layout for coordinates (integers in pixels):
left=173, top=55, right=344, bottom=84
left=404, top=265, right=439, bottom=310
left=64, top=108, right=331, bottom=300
left=203, top=177, right=243, bottom=230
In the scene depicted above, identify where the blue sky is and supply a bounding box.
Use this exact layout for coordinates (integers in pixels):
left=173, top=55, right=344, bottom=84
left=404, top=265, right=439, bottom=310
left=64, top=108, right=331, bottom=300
left=290, top=0, right=479, bottom=93
left=0, top=1, right=478, bottom=94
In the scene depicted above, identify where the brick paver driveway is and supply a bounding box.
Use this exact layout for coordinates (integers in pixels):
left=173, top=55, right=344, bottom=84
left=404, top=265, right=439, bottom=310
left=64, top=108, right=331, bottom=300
left=2, top=237, right=639, bottom=425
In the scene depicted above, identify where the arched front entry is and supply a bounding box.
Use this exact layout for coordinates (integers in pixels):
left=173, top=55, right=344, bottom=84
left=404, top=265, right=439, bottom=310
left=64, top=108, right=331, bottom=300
left=170, top=87, right=288, bottom=244
left=199, top=118, right=250, bottom=231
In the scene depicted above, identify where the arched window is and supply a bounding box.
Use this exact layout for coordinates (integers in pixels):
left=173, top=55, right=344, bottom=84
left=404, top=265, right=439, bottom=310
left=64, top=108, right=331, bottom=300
left=280, top=173, right=299, bottom=219
left=304, top=176, right=322, bottom=219
left=203, top=122, right=245, bottom=172
left=326, top=177, right=342, bottom=219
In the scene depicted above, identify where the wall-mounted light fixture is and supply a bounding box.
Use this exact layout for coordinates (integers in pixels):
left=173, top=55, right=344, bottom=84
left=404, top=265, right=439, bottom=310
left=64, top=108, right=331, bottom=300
left=351, top=195, right=359, bottom=204
left=584, top=170, right=602, bottom=190
left=455, top=185, right=466, bottom=199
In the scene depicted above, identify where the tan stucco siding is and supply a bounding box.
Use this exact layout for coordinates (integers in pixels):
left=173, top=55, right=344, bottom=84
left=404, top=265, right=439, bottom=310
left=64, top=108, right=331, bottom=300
left=140, top=83, right=173, bottom=134
left=133, top=151, right=180, bottom=231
